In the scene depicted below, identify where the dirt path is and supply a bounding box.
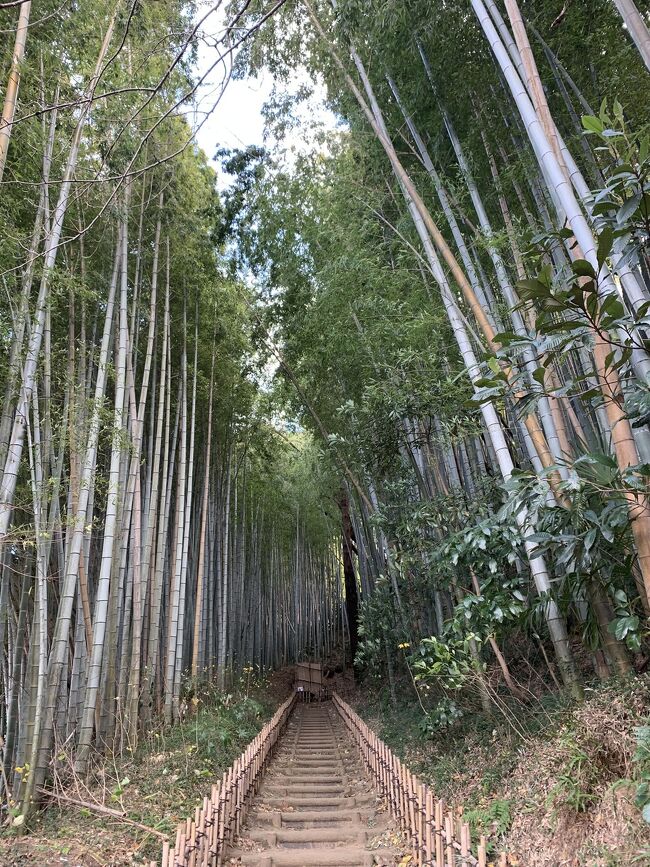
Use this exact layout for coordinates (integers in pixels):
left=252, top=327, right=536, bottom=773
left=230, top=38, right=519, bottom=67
left=227, top=701, right=403, bottom=866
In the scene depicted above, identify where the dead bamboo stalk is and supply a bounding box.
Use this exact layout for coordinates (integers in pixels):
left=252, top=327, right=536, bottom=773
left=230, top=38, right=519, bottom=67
left=37, top=787, right=166, bottom=838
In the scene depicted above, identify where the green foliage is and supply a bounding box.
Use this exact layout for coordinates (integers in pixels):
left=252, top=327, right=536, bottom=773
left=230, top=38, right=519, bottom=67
left=463, top=799, right=512, bottom=853
left=418, top=698, right=463, bottom=734
left=410, top=635, right=476, bottom=691
left=582, top=100, right=650, bottom=256
left=547, top=734, right=599, bottom=814
left=609, top=590, right=644, bottom=653
left=633, top=725, right=650, bottom=823
left=356, top=576, right=401, bottom=675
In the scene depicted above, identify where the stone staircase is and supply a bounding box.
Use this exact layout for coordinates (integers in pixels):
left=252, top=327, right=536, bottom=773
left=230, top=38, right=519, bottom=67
left=227, top=701, right=403, bottom=866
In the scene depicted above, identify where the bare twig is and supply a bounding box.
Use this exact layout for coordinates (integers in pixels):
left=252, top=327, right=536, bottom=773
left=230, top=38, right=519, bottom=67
left=36, top=787, right=167, bottom=839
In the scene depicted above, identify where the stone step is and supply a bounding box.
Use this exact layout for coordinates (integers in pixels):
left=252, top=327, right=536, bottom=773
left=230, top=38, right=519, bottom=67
left=247, top=827, right=369, bottom=847
left=231, top=848, right=375, bottom=867
left=293, top=747, right=337, bottom=752
left=283, top=752, right=342, bottom=759
left=226, top=700, right=404, bottom=866
left=279, top=756, right=341, bottom=763
left=260, top=795, right=373, bottom=810
left=294, top=738, right=337, bottom=743
left=262, top=784, right=346, bottom=797
left=227, top=847, right=378, bottom=866
left=270, top=772, right=345, bottom=782
left=248, top=808, right=372, bottom=828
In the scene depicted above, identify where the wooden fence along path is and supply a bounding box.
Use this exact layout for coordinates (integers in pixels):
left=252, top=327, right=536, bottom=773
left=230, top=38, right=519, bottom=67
left=150, top=693, right=296, bottom=867
left=151, top=691, right=508, bottom=866
left=332, top=693, right=508, bottom=866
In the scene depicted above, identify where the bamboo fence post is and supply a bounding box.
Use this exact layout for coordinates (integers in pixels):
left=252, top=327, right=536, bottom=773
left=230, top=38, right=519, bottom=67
left=425, top=788, right=433, bottom=865
left=435, top=799, right=444, bottom=867
left=209, top=783, right=218, bottom=860
left=189, top=809, right=198, bottom=867
left=178, top=826, right=186, bottom=867
left=461, top=821, right=471, bottom=865
left=391, top=751, right=399, bottom=825
left=174, top=827, right=182, bottom=864
left=407, top=769, right=417, bottom=858
left=199, top=797, right=209, bottom=865
left=417, top=782, right=424, bottom=866
left=478, top=835, right=487, bottom=867
left=216, top=772, right=226, bottom=865
left=185, top=816, right=192, bottom=862
left=444, top=811, right=454, bottom=867
left=390, top=746, right=398, bottom=818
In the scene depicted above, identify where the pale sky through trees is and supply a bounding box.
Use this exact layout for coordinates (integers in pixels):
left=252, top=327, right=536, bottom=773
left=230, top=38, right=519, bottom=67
left=195, top=3, right=336, bottom=183
left=3, top=2, right=650, bottom=860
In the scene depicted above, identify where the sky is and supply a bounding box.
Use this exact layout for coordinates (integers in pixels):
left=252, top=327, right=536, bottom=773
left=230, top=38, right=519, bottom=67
left=193, top=3, right=338, bottom=185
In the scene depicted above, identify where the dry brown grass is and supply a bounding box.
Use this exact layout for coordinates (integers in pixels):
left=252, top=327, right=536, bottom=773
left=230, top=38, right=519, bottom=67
left=505, top=680, right=650, bottom=865
left=355, top=674, right=650, bottom=866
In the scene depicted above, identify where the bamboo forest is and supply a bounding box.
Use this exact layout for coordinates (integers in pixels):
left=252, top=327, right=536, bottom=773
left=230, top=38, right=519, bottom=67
left=1, top=0, right=650, bottom=864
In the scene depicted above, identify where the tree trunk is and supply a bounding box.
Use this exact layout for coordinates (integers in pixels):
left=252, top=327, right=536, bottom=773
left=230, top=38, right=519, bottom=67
left=0, top=1, right=32, bottom=183
left=338, top=489, right=359, bottom=668
left=612, top=0, right=650, bottom=71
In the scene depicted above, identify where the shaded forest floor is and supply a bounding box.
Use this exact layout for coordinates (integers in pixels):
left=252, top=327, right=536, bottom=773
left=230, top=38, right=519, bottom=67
left=353, top=673, right=650, bottom=866
left=3, top=667, right=650, bottom=866
left=0, top=669, right=293, bottom=866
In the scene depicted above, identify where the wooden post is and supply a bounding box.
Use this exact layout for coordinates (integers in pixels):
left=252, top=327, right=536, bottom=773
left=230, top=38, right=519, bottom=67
left=478, top=835, right=487, bottom=867
left=460, top=821, right=470, bottom=866
left=444, top=811, right=454, bottom=867
left=435, top=799, right=444, bottom=867
left=407, top=770, right=417, bottom=858
left=424, top=789, right=433, bottom=865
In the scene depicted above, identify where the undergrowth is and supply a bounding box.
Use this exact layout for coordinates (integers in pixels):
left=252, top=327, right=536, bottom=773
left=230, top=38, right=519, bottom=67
left=353, top=674, right=650, bottom=865
left=0, top=672, right=282, bottom=866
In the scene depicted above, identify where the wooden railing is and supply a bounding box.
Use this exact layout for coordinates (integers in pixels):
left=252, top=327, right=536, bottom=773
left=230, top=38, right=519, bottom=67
left=332, top=692, right=507, bottom=867
left=150, top=692, right=296, bottom=867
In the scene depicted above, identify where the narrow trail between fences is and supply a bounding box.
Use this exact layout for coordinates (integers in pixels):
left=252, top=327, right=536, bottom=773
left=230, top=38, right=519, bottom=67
left=153, top=689, right=501, bottom=866
left=226, top=701, right=403, bottom=866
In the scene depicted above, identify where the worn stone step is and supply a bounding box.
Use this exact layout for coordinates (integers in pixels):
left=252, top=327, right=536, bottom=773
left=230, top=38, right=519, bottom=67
left=289, top=760, right=344, bottom=768
left=296, top=734, right=336, bottom=739
left=260, top=795, right=372, bottom=810
left=296, top=736, right=335, bottom=741
left=228, top=849, right=374, bottom=866
left=290, top=757, right=343, bottom=763
left=249, top=808, right=375, bottom=828
left=247, top=827, right=368, bottom=847
left=294, top=746, right=336, bottom=752
left=296, top=732, right=334, bottom=737
left=263, top=784, right=346, bottom=797
left=226, top=700, right=404, bottom=866
left=272, top=771, right=345, bottom=781
left=295, top=742, right=336, bottom=749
